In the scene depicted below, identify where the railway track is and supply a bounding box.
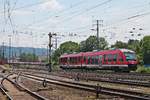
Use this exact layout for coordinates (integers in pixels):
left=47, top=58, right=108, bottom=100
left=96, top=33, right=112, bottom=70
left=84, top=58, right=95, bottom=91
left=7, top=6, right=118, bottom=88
left=0, top=73, right=48, bottom=100
left=52, top=71, right=150, bottom=87
left=14, top=69, right=150, bottom=88
left=54, top=70, right=150, bottom=81
left=0, top=85, right=13, bottom=100
left=14, top=68, right=150, bottom=81
left=21, top=73, right=150, bottom=100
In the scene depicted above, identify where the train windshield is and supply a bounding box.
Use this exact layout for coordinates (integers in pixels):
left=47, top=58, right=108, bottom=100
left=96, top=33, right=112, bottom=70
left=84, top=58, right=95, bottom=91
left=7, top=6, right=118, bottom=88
left=124, top=52, right=136, bottom=61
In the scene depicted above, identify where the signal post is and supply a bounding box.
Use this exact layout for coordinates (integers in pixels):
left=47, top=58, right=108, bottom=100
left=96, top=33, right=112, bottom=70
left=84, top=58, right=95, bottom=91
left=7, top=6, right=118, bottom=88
left=48, top=32, right=56, bottom=72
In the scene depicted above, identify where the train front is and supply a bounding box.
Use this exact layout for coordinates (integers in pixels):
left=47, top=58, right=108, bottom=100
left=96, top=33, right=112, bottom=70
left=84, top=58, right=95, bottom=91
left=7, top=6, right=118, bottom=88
left=122, top=49, right=138, bottom=71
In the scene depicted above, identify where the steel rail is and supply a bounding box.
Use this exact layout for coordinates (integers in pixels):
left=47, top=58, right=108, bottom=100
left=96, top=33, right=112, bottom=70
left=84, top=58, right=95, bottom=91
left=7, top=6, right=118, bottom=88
left=20, top=71, right=150, bottom=88
left=22, top=73, right=150, bottom=100
left=0, top=85, right=13, bottom=100
left=13, top=68, right=150, bottom=81
left=6, top=78, right=48, bottom=100
left=1, top=73, right=48, bottom=100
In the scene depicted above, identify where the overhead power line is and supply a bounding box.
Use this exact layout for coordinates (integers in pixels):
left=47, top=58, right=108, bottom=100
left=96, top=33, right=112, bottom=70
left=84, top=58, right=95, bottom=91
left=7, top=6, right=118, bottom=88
left=0, top=0, right=50, bottom=14
left=127, top=11, right=150, bottom=20
left=101, top=9, right=150, bottom=31
left=56, top=0, right=112, bottom=24
left=21, top=0, right=87, bottom=29
left=37, top=0, right=112, bottom=31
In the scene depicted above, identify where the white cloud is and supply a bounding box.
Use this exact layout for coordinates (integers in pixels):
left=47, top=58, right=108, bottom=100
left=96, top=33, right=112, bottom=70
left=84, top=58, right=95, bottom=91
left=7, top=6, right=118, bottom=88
left=13, top=10, right=34, bottom=16
left=40, top=0, right=63, bottom=11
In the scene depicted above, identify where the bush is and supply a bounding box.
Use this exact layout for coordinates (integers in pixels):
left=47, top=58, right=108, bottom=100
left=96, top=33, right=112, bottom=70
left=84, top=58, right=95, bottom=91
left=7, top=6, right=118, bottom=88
left=136, top=66, right=150, bottom=73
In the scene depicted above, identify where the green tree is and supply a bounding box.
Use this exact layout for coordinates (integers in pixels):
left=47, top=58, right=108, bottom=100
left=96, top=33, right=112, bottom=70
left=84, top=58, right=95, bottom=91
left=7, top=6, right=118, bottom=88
left=111, top=41, right=128, bottom=48
left=52, top=41, right=80, bottom=65
left=142, top=36, right=150, bottom=65
left=20, top=53, right=38, bottom=62
left=99, top=37, right=109, bottom=50
left=60, top=41, right=80, bottom=54
left=52, top=48, right=61, bottom=65
left=127, top=39, right=140, bottom=51
left=84, top=36, right=97, bottom=51
left=127, top=39, right=143, bottom=64
left=80, top=36, right=108, bottom=52
left=79, top=41, right=87, bottom=52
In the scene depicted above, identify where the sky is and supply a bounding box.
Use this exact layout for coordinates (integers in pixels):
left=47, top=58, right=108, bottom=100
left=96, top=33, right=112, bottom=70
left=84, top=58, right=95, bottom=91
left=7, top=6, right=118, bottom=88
left=0, top=0, right=150, bottom=49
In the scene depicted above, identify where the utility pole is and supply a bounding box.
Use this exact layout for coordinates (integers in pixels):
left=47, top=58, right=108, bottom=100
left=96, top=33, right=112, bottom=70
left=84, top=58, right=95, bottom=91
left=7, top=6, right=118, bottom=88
left=55, top=37, right=57, bottom=50
left=92, top=20, right=103, bottom=50
left=96, top=20, right=99, bottom=44
left=48, top=32, right=56, bottom=72
left=2, top=42, right=5, bottom=60
left=19, top=47, right=22, bottom=57
left=47, top=45, right=49, bottom=62
left=32, top=47, right=36, bottom=61
left=8, top=35, right=11, bottom=63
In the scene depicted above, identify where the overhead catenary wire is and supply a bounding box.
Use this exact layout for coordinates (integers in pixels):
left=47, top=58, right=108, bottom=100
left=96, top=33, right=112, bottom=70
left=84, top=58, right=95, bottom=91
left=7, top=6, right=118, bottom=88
left=102, top=10, right=150, bottom=30
left=1, top=0, right=150, bottom=47
left=14, top=9, right=150, bottom=37
left=20, top=0, right=87, bottom=30
left=0, top=0, right=50, bottom=15
left=54, top=0, right=112, bottom=25
left=27, top=0, right=113, bottom=32
left=24, top=1, right=150, bottom=33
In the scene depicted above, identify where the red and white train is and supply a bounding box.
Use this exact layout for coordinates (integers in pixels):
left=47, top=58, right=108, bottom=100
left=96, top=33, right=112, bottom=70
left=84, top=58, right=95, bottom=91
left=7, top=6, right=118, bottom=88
left=59, top=49, right=138, bottom=72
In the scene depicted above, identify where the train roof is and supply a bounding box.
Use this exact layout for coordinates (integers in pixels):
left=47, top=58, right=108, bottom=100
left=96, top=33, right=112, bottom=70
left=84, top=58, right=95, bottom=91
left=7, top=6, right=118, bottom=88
left=60, top=49, right=135, bottom=58
left=60, top=52, right=83, bottom=58
left=119, top=49, right=135, bottom=53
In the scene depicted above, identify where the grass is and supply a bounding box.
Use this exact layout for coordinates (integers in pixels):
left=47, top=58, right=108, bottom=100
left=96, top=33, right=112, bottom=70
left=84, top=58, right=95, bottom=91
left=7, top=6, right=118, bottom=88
left=52, top=65, right=60, bottom=71
left=136, top=65, right=150, bottom=73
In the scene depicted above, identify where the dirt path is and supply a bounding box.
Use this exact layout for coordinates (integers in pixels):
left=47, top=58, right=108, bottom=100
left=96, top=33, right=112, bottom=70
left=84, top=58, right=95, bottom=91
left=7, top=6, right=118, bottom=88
left=3, top=79, right=36, bottom=100
left=0, top=91, right=6, bottom=100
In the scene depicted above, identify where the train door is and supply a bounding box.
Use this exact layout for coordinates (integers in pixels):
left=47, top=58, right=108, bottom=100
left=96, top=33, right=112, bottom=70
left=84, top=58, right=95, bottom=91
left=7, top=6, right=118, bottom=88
left=118, top=53, right=123, bottom=65
left=99, top=55, right=103, bottom=67
left=113, top=54, right=118, bottom=64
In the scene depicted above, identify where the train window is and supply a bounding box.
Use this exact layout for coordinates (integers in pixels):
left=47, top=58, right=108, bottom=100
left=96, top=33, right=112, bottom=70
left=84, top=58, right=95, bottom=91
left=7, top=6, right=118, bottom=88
left=91, top=56, right=95, bottom=64
left=67, top=58, right=69, bottom=63
left=113, top=54, right=117, bottom=62
left=63, top=58, right=64, bottom=62
left=64, top=58, right=66, bottom=63
left=88, top=56, right=91, bottom=64
left=70, top=58, right=72, bottom=63
left=75, top=57, right=77, bottom=63
left=104, top=55, right=107, bottom=63
left=79, top=57, right=81, bottom=61
left=73, top=57, right=75, bottom=63
left=84, top=56, right=86, bottom=64
left=99, top=55, right=103, bottom=64
left=107, top=54, right=111, bottom=62
left=72, top=57, right=75, bottom=64
left=69, top=58, right=71, bottom=64
left=108, top=54, right=112, bottom=62
left=77, top=57, right=79, bottom=63
left=72, top=58, right=74, bottom=64
left=74, top=57, right=76, bottom=63
left=66, top=58, right=68, bottom=63
left=71, top=57, right=74, bottom=64
left=78, top=57, right=81, bottom=63
left=119, top=56, right=123, bottom=62
left=95, top=56, right=99, bottom=64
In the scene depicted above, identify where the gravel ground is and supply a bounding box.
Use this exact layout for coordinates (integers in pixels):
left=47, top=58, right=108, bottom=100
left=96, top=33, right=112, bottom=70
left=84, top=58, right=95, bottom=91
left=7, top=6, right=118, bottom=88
left=3, top=78, right=36, bottom=100
left=0, top=92, right=6, bottom=100
left=24, top=72, right=150, bottom=94
left=19, top=77, right=123, bottom=100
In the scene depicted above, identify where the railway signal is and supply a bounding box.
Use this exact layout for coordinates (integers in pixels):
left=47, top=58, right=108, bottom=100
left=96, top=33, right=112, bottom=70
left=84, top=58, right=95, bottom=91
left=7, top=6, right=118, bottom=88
left=48, top=32, right=56, bottom=72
